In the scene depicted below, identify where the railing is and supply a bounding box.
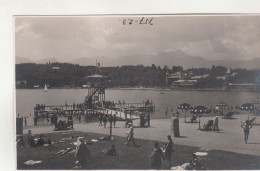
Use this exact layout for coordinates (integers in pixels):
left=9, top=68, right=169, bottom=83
left=96, top=107, right=140, bottom=119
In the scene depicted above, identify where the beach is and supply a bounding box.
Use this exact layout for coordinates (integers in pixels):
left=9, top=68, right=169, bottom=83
left=23, top=114, right=260, bottom=156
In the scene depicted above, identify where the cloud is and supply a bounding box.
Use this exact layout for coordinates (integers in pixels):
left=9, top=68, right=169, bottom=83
left=15, top=15, right=260, bottom=62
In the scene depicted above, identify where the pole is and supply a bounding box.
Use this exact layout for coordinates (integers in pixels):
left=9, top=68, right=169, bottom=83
left=185, top=110, right=186, bottom=122
left=199, top=116, right=201, bottom=130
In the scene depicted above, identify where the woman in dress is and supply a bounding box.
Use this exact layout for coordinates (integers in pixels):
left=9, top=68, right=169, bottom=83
left=75, top=137, right=91, bottom=168
left=151, top=142, right=164, bottom=169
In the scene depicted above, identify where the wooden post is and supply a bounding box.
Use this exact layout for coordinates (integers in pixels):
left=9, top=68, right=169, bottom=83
left=171, top=117, right=180, bottom=137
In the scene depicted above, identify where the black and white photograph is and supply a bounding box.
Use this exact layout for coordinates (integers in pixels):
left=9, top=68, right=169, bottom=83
left=15, top=15, right=260, bottom=170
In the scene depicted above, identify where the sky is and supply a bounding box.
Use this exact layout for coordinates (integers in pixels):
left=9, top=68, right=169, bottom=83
left=15, top=15, right=260, bottom=62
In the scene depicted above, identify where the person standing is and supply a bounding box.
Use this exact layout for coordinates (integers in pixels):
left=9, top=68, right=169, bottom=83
left=102, top=115, right=107, bottom=128
left=140, top=114, right=145, bottom=127
left=212, top=116, right=219, bottom=132
left=113, top=114, right=117, bottom=128
left=125, top=111, right=127, bottom=119
left=34, top=117, right=38, bottom=126
left=68, top=114, right=73, bottom=129
left=146, top=113, right=150, bottom=127
left=164, top=135, right=174, bottom=168
left=75, top=137, right=91, bottom=169
left=24, top=117, right=27, bottom=126
left=151, top=142, right=165, bottom=170
left=109, top=123, right=112, bottom=136
left=79, top=114, right=81, bottom=123
left=54, top=114, right=58, bottom=129
left=27, top=130, right=34, bottom=147
left=108, top=114, right=113, bottom=128
left=125, top=123, right=137, bottom=146
left=98, top=114, right=103, bottom=126
left=165, top=107, right=168, bottom=116
left=241, top=120, right=253, bottom=143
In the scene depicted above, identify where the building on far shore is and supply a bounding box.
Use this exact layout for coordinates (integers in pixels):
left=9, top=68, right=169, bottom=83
left=226, top=83, right=260, bottom=92
left=172, top=80, right=197, bottom=89
left=33, top=85, right=40, bottom=88
left=51, top=66, right=60, bottom=70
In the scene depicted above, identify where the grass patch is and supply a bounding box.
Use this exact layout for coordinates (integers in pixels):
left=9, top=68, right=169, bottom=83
left=17, top=131, right=260, bottom=170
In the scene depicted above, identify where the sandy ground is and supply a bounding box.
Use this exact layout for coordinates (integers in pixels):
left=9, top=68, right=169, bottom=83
left=23, top=114, right=260, bottom=156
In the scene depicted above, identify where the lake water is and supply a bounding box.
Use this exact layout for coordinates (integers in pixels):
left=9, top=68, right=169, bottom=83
left=16, top=89, right=260, bottom=126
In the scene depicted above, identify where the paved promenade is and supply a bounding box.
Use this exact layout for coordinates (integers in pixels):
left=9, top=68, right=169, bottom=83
left=23, top=114, right=260, bottom=156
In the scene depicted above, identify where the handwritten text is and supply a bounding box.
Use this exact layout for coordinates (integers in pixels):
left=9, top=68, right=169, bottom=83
left=123, top=17, right=154, bottom=26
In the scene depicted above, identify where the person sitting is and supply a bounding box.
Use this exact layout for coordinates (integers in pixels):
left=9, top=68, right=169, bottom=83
left=35, top=134, right=45, bottom=146
left=47, top=139, right=52, bottom=146
left=189, top=154, right=204, bottom=170
left=57, top=120, right=64, bottom=129
left=106, top=144, right=117, bottom=156
left=125, top=119, right=132, bottom=128
left=17, top=136, right=25, bottom=148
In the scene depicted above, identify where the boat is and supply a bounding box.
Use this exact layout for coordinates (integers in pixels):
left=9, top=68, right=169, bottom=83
left=43, top=84, right=48, bottom=92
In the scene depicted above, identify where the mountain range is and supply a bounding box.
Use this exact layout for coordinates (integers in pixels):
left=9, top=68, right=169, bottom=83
left=16, top=50, right=260, bottom=70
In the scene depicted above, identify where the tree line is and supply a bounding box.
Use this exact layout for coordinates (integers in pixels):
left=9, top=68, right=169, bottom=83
left=15, top=62, right=260, bottom=89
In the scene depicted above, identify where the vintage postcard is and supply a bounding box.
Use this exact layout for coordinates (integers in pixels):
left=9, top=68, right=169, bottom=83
left=15, top=15, right=260, bottom=170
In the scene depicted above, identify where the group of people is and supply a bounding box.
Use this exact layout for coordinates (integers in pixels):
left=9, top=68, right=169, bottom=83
left=73, top=124, right=177, bottom=170
left=72, top=102, right=84, bottom=110
left=94, top=100, right=116, bottom=109
left=98, top=113, right=117, bottom=128
left=35, top=104, right=46, bottom=110
left=54, top=114, right=74, bottom=130
left=17, top=130, right=52, bottom=148
left=150, top=135, right=174, bottom=169
left=140, top=113, right=150, bottom=127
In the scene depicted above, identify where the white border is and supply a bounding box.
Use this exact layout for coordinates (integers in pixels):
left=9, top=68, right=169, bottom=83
left=1, top=0, right=260, bottom=170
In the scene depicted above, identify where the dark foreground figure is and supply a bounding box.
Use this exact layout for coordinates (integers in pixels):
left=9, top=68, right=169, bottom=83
left=150, top=142, right=164, bottom=169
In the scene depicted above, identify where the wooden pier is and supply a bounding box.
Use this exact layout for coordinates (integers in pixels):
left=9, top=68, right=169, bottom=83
left=34, top=101, right=154, bottom=120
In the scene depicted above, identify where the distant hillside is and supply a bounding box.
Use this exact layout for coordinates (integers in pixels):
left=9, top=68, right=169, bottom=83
left=15, top=56, right=34, bottom=64
left=15, top=51, right=260, bottom=69
left=36, top=57, right=58, bottom=64
left=68, top=50, right=260, bottom=69
left=15, top=56, right=58, bottom=64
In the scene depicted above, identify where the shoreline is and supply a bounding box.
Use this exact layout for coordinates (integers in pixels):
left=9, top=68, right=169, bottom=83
left=16, top=87, right=260, bottom=92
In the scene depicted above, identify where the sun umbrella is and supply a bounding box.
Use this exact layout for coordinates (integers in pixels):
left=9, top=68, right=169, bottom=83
left=240, top=103, right=255, bottom=120
left=217, top=102, right=228, bottom=107
left=191, top=105, right=209, bottom=115
left=240, top=103, right=255, bottom=111
left=217, top=101, right=228, bottom=113
left=178, top=103, right=193, bottom=122
left=178, top=103, right=193, bottom=110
